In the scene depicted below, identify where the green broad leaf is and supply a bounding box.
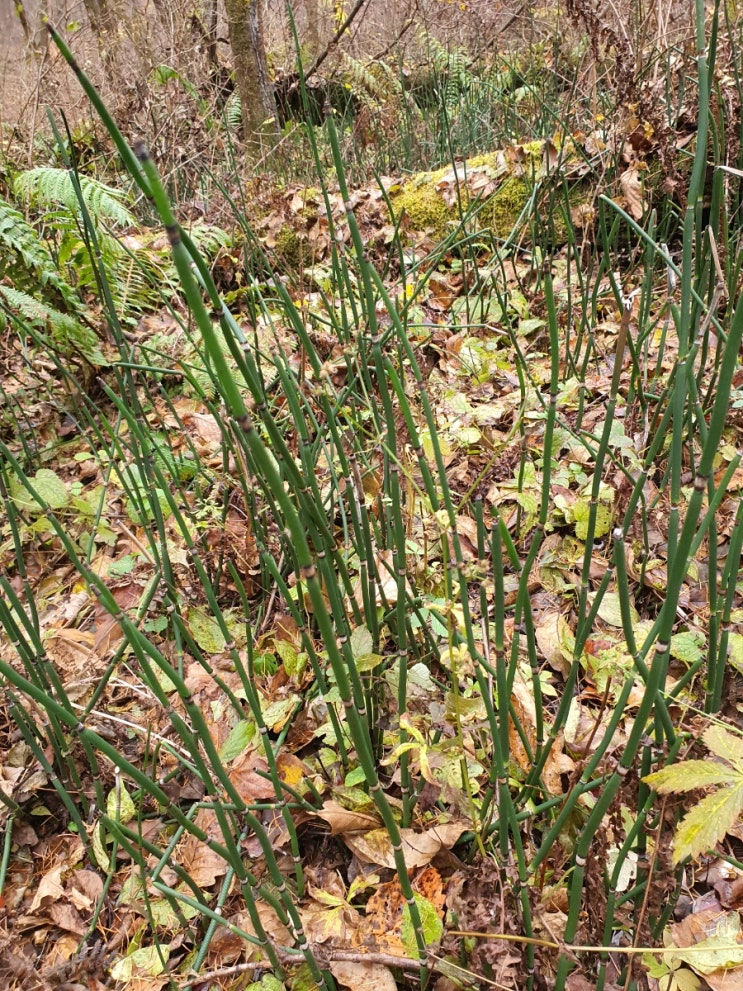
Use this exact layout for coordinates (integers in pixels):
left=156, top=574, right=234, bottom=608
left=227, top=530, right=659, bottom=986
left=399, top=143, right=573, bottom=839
left=350, top=624, right=373, bottom=662
left=275, top=639, right=300, bottom=677
left=675, top=911, right=743, bottom=974
left=451, top=426, right=481, bottom=448
left=344, top=766, right=368, bottom=787
left=595, top=591, right=638, bottom=628
left=261, top=697, right=299, bottom=732
left=147, top=896, right=200, bottom=929
left=11, top=468, right=70, bottom=512
left=351, top=626, right=374, bottom=661
left=355, top=651, right=383, bottom=673
left=509, top=290, right=529, bottom=319
left=108, top=554, right=137, bottom=577
left=288, top=964, right=317, bottom=991
left=219, top=720, right=255, bottom=762
left=518, top=317, right=546, bottom=336
left=672, top=782, right=743, bottom=864
left=643, top=954, right=670, bottom=980
left=573, top=497, right=613, bottom=540
left=427, top=611, right=449, bottom=638
left=92, top=822, right=110, bottom=871
left=125, top=487, right=171, bottom=525
left=644, top=760, right=737, bottom=793
left=144, top=615, right=169, bottom=635
left=728, top=632, right=743, bottom=672
left=408, top=663, right=436, bottom=692
left=110, top=944, right=170, bottom=981
left=401, top=893, right=444, bottom=959
left=515, top=488, right=539, bottom=518
left=247, top=975, right=286, bottom=991
left=703, top=724, right=743, bottom=771
left=106, top=782, right=136, bottom=823
left=260, top=976, right=286, bottom=991
left=151, top=661, right=177, bottom=693
left=186, top=606, right=226, bottom=654
left=670, top=630, right=706, bottom=666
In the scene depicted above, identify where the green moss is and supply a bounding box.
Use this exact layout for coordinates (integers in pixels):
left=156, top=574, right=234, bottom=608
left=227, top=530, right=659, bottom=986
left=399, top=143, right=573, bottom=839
left=392, top=183, right=450, bottom=237
left=483, top=177, right=533, bottom=239
left=275, top=223, right=307, bottom=268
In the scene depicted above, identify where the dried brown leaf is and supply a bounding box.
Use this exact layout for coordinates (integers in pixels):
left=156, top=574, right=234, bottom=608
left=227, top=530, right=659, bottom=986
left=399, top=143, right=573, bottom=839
left=619, top=166, right=646, bottom=219
left=330, top=960, right=397, bottom=991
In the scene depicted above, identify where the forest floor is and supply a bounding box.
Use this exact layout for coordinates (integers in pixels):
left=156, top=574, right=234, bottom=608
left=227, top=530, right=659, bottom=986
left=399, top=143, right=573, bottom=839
left=1, top=112, right=743, bottom=991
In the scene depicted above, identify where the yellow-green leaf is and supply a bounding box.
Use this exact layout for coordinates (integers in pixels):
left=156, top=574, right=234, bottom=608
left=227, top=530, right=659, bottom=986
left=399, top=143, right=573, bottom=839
left=110, top=944, right=170, bottom=981
left=148, top=897, right=200, bottom=929
left=219, top=720, right=255, bottom=762
left=350, top=625, right=373, bottom=660
left=92, top=822, right=110, bottom=871
left=574, top=497, right=613, bottom=540
left=702, top=724, right=743, bottom=772
left=186, top=606, right=226, bottom=654
left=729, top=632, right=743, bottom=672
left=106, top=782, right=136, bottom=822
left=643, top=760, right=737, bottom=794
left=672, top=782, right=743, bottom=864
left=670, top=630, right=706, bottom=666
left=675, top=911, right=743, bottom=974
left=661, top=966, right=703, bottom=991
left=595, top=591, right=638, bottom=628
left=401, top=893, right=444, bottom=959
left=355, top=652, right=383, bottom=673
left=11, top=468, right=70, bottom=512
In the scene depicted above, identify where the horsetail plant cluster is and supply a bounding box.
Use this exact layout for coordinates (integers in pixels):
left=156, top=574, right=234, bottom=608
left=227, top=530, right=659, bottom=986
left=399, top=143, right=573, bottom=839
left=0, top=5, right=742, bottom=990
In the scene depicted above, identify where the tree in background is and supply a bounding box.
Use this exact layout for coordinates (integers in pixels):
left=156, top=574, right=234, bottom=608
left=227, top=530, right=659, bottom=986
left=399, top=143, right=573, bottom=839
left=224, top=0, right=278, bottom=158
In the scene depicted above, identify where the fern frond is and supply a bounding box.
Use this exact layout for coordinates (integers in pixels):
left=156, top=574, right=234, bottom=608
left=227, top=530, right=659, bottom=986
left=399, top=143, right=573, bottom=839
left=342, top=54, right=390, bottom=103
left=223, top=93, right=242, bottom=130
left=373, top=60, right=405, bottom=97
left=189, top=224, right=232, bottom=257
left=0, top=196, right=81, bottom=309
left=14, top=168, right=136, bottom=228
left=0, top=283, right=107, bottom=365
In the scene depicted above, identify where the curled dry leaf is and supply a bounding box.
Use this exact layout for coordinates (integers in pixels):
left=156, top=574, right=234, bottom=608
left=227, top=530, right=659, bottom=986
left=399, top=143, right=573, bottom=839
left=343, top=821, right=469, bottom=870
left=619, top=166, right=646, bottom=220
left=330, top=960, right=397, bottom=991
left=174, top=808, right=228, bottom=889
left=314, top=800, right=382, bottom=835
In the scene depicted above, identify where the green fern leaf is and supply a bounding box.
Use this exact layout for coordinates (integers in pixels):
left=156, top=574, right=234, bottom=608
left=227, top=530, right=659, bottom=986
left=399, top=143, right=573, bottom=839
left=0, top=196, right=81, bottom=309
left=14, top=168, right=136, bottom=227
left=0, top=283, right=107, bottom=365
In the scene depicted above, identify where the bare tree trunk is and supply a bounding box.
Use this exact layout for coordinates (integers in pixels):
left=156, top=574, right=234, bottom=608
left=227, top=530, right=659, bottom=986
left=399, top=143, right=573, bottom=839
left=305, top=0, right=322, bottom=59
left=223, top=0, right=277, bottom=158
left=82, top=0, right=119, bottom=38
left=14, top=0, right=55, bottom=55
left=205, top=0, right=219, bottom=72
left=81, top=0, right=128, bottom=80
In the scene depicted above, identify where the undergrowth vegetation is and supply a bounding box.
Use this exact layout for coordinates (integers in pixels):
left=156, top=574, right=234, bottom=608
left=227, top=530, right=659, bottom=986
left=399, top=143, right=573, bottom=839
left=1, top=4, right=743, bottom=991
